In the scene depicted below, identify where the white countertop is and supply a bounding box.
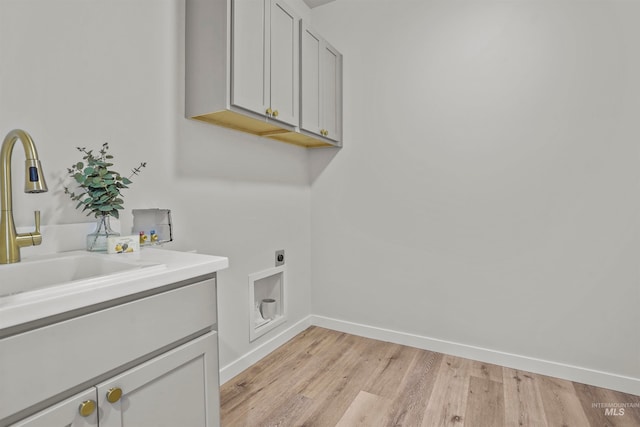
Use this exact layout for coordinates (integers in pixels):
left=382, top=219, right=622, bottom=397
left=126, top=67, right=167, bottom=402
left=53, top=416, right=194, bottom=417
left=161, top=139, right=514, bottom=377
left=0, top=248, right=228, bottom=332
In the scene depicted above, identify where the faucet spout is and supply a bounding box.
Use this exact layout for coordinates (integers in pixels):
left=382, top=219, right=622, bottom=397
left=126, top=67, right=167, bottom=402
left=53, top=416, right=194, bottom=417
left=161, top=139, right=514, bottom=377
left=1, top=129, right=48, bottom=264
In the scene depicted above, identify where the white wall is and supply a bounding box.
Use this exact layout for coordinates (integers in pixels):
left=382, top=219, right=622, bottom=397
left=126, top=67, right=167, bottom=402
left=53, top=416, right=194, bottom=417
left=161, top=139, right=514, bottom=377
left=0, top=0, right=312, bottom=371
left=2, top=0, right=638, bottom=395
left=310, top=0, right=640, bottom=390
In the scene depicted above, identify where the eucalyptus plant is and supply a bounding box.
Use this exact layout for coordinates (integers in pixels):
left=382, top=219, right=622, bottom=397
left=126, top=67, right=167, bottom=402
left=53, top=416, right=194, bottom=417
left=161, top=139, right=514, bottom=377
left=64, top=143, right=146, bottom=219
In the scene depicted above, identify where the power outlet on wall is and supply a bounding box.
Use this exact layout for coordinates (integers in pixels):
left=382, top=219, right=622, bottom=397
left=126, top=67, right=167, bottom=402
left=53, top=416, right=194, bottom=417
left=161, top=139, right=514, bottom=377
left=275, top=249, right=285, bottom=266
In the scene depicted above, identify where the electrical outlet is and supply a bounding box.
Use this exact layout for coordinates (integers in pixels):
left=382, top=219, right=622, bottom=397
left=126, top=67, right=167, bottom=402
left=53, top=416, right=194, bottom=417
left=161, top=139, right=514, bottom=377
left=275, top=249, right=285, bottom=266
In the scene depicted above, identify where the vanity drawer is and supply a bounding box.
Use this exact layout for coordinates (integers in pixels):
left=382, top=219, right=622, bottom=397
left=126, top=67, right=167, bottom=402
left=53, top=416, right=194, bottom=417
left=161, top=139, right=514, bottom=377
left=0, top=278, right=216, bottom=421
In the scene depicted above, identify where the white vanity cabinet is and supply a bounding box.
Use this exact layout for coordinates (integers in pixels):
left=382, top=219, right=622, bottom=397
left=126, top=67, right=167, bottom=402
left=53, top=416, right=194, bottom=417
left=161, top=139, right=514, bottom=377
left=300, top=23, right=343, bottom=146
left=11, top=333, right=217, bottom=427
left=1, top=276, right=221, bottom=427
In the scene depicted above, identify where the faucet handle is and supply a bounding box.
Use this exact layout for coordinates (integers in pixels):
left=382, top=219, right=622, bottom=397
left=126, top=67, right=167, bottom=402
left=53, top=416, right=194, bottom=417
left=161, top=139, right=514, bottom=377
left=34, top=210, right=41, bottom=234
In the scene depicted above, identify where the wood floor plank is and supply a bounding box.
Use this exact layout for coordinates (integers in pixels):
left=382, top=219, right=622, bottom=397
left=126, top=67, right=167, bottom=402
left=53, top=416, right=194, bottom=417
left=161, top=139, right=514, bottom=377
left=537, top=375, right=591, bottom=427
left=258, top=393, right=314, bottom=427
left=220, top=327, right=639, bottom=427
left=387, top=350, right=443, bottom=426
left=220, top=327, right=342, bottom=425
left=503, top=367, right=549, bottom=427
left=468, top=359, right=504, bottom=384
left=465, top=376, right=505, bottom=427
left=291, top=333, right=391, bottom=426
left=334, top=390, right=393, bottom=427
left=421, top=354, right=472, bottom=426
left=363, top=343, right=420, bottom=399
left=573, top=381, right=640, bottom=427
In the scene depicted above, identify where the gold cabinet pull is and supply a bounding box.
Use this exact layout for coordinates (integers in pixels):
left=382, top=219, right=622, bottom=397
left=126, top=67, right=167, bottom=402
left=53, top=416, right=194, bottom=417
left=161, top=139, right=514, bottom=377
left=272, top=110, right=279, bottom=118
left=265, top=108, right=273, bottom=116
left=78, top=400, right=96, bottom=417
left=106, top=387, right=123, bottom=403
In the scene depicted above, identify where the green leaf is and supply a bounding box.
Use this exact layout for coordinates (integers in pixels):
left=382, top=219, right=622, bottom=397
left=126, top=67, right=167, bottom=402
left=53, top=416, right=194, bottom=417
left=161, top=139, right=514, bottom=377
left=122, top=177, right=132, bottom=185
left=74, top=173, right=84, bottom=183
left=76, top=162, right=84, bottom=169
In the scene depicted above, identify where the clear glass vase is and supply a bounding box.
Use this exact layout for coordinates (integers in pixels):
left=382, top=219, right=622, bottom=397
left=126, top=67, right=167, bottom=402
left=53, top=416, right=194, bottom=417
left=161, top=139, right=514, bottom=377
left=86, top=215, right=120, bottom=252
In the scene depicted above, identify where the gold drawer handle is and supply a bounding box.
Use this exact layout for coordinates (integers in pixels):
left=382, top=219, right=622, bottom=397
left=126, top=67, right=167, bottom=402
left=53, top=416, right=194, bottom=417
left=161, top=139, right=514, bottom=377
left=106, top=387, right=123, bottom=403
left=266, top=108, right=273, bottom=116
left=78, top=400, right=96, bottom=417
left=272, top=110, right=279, bottom=117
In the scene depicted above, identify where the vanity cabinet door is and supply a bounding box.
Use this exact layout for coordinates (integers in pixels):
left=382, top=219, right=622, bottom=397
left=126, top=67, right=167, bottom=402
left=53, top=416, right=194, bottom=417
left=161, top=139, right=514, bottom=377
left=97, top=332, right=220, bottom=427
left=300, top=23, right=342, bottom=145
left=10, top=389, right=98, bottom=427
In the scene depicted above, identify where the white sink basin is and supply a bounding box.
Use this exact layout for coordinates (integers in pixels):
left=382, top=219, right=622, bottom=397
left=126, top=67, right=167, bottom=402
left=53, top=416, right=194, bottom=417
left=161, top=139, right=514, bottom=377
left=0, top=253, right=163, bottom=298
left=0, top=248, right=227, bottom=333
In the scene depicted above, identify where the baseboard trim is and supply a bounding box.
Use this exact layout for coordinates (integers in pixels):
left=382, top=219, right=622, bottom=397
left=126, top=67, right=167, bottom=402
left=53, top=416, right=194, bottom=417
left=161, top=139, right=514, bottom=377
left=219, top=315, right=312, bottom=385
left=310, top=315, right=640, bottom=396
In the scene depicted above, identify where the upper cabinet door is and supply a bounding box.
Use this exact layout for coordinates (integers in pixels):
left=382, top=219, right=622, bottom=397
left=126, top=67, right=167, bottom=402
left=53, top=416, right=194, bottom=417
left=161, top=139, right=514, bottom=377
left=231, top=0, right=268, bottom=116
left=300, top=22, right=342, bottom=145
left=300, top=25, right=322, bottom=135
left=322, top=42, right=341, bottom=143
left=231, top=0, right=298, bottom=126
left=268, top=0, right=299, bottom=127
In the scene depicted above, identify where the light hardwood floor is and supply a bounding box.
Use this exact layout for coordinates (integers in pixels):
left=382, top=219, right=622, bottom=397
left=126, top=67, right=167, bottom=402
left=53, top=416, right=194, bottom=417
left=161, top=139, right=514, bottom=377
left=220, top=326, right=640, bottom=427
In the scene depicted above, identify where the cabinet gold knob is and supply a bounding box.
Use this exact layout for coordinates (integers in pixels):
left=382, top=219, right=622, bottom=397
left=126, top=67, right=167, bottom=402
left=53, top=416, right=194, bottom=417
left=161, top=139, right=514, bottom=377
left=266, top=108, right=273, bottom=116
left=106, top=387, right=123, bottom=403
left=273, top=110, right=279, bottom=117
left=78, top=400, right=96, bottom=417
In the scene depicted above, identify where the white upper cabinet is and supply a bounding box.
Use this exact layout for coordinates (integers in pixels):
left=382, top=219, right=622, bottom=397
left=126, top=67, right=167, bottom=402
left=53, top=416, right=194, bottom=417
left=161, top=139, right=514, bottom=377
left=300, top=23, right=342, bottom=145
left=186, top=0, right=342, bottom=148
left=231, top=0, right=299, bottom=127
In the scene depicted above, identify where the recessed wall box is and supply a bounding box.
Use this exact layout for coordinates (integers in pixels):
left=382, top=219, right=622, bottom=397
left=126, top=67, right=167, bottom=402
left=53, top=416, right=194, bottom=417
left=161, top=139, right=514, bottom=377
left=249, top=266, right=286, bottom=342
left=132, top=209, right=173, bottom=246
